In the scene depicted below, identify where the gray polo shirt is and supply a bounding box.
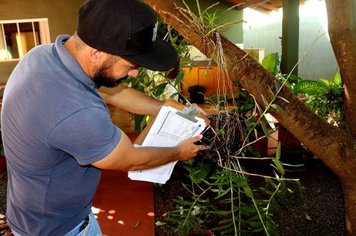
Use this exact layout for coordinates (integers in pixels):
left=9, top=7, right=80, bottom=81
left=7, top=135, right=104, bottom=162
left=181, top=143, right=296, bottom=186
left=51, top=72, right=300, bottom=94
left=1, top=35, right=121, bottom=235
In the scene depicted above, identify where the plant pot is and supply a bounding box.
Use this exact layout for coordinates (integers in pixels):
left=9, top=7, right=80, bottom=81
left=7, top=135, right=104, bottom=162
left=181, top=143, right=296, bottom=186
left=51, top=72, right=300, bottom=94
left=280, top=145, right=308, bottom=172
left=188, top=85, right=206, bottom=104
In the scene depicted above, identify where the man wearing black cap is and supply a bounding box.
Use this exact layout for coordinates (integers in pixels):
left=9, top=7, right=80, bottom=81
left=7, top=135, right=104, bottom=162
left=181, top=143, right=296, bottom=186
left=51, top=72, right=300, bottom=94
left=1, top=0, right=206, bottom=235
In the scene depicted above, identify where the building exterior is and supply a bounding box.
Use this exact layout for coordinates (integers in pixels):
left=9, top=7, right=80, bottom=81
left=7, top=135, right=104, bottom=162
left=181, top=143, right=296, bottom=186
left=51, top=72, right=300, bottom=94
left=0, top=0, right=84, bottom=83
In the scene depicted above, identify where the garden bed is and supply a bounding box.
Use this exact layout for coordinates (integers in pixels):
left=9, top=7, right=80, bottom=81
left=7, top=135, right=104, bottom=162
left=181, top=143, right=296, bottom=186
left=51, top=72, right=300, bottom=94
left=154, top=159, right=346, bottom=235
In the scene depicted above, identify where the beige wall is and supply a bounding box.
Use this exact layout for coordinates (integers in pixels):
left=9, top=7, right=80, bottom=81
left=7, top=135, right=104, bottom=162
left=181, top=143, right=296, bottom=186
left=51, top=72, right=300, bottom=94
left=0, top=0, right=85, bottom=83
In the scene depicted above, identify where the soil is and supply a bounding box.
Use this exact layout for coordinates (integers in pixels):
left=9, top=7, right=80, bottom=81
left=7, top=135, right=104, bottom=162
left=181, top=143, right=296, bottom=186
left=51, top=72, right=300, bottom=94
left=154, top=158, right=346, bottom=236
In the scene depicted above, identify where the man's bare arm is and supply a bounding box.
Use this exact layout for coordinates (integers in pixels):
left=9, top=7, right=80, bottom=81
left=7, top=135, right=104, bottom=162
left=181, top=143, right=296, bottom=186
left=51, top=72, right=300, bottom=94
left=92, top=130, right=207, bottom=171
left=99, top=85, right=163, bottom=116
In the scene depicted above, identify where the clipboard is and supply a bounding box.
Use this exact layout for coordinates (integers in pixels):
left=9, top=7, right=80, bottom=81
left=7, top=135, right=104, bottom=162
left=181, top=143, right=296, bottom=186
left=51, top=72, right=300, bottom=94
left=134, top=99, right=210, bottom=145
left=128, top=99, right=210, bottom=184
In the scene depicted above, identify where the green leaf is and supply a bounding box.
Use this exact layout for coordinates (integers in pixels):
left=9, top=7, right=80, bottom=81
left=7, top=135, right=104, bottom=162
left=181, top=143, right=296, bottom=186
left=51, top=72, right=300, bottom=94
left=271, top=104, right=284, bottom=112
left=277, top=95, right=290, bottom=104
left=260, top=120, right=270, bottom=138
left=276, top=143, right=281, bottom=159
left=255, top=102, right=263, bottom=115
left=332, top=71, right=342, bottom=85
left=190, top=163, right=211, bottom=184
left=286, top=74, right=303, bottom=85
left=261, top=94, right=269, bottom=107
left=170, top=92, right=180, bottom=99
left=214, top=186, right=232, bottom=199
left=155, top=221, right=167, bottom=226
left=212, top=225, right=234, bottom=232
left=238, top=206, right=257, bottom=214
left=205, top=177, right=230, bottom=186
left=274, top=80, right=281, bottom=91
left=217, top=128, right=225, bottom=135
left=272, top=158, right=285, bottom=175
left=134, top=115, right=145, bottom=132
left=262, top=53, right=279, bottom=75
left=305, top=213, right=312, bottom=221
left=231, top=176, right=249, bottom=187
left=249, top=221, right=262, bottom=228
left=153, top=83, right=168, bottom=97
left=204, top=210, right=231, bottom=215
left=319, top=78, right=331, bottom=86
left=293, top=80, right=327, bottom=95
left=243, top=186, right=253, bottom=198
left=174, top=70, right=185, bottom=86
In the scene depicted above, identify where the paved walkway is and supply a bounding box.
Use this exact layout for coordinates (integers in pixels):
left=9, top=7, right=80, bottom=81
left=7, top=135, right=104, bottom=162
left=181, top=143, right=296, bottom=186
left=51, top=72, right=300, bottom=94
left=93, top=132, right=155, bottom=236
left=93, top=170, right=154, bottom=236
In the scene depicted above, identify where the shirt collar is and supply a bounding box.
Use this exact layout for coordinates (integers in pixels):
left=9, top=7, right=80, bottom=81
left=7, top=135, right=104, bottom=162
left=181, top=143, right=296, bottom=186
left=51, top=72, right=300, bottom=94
left=54, top=34, right=96, bottom=89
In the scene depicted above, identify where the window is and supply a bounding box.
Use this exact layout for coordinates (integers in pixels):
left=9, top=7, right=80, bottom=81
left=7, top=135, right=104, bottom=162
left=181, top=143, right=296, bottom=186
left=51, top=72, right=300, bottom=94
left=0, top=18, right=51, bottom=61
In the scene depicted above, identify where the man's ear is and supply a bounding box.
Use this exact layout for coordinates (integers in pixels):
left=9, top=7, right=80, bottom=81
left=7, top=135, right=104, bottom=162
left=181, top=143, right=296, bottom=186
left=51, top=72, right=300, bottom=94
left=89, top=49, right=102, bottom=63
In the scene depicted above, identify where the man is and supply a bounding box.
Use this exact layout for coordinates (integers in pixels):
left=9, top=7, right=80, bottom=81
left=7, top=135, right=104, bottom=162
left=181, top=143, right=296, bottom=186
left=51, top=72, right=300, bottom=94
left=1, top=0, right=206, bottom=235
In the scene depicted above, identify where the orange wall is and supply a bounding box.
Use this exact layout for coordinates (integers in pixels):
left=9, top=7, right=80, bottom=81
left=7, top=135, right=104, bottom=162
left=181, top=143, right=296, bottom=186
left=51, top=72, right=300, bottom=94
left=181, top=66, right=238, bottom=97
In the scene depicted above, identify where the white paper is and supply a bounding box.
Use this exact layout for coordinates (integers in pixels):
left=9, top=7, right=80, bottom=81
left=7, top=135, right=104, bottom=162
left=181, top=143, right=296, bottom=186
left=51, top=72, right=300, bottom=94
left=128, top=105, right=207, bottom=184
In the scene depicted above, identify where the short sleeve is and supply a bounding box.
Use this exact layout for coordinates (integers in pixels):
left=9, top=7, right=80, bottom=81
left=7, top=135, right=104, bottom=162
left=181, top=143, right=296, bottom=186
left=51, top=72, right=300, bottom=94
left=47, top=106, right=121, bottom=165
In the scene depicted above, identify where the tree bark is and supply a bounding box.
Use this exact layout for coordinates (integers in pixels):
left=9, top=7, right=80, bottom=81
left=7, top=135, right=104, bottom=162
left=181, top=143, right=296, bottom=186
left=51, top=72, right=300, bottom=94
left=342, top=178, right=356, bottom=235
left=326, top=1, right=356, bottom=234
left=146, top=0, right=356, bottom=233
left=326, top=0, right=356, bottom=137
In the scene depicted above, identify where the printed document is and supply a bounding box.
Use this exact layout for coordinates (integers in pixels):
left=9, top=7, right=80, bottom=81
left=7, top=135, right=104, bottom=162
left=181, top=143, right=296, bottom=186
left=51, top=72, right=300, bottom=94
left=128, top=105, right=207, bottom=184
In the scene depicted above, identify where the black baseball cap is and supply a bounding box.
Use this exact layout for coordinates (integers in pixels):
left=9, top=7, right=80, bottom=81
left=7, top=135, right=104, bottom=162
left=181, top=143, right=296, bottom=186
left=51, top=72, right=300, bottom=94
left=77, top=0, right=178, bottom=71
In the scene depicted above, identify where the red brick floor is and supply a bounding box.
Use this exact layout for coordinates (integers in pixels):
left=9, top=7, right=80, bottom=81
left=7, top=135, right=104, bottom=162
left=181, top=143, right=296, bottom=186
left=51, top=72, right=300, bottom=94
left=93, top=170, right=154, bottom=236
left=92, top=131, right=155, bottom=236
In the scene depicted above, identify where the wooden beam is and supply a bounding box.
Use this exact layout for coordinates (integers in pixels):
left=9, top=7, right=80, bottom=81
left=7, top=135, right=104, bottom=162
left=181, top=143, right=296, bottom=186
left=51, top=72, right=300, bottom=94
left=253, top=6, right=271, bottom=14
left=224, top=0, right=282, bottom=13
left=224, top=0, right=270, bottom=10
left=261, top=2, right=280, bottom=11
left=269, top=0, right=283, bottom=7
left=224, top=0, right=246, bottom=8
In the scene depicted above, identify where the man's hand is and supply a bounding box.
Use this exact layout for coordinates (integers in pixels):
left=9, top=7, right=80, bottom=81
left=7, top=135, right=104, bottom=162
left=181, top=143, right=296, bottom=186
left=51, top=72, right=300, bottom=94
left=176, top=135, right=209, bottom=161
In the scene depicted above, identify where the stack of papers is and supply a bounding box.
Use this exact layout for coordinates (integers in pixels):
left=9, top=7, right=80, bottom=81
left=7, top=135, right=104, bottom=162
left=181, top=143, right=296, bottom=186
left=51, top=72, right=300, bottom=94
left=128, top=105, right=207, bottom=184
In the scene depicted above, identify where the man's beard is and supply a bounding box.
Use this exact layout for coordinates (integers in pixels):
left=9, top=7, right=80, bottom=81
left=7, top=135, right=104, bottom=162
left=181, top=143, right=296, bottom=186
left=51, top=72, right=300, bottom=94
left=92, top=66, right=127, bottom=88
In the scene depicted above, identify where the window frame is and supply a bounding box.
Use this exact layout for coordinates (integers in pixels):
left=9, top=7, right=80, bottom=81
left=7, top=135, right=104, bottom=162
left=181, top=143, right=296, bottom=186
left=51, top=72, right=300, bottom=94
left=0, top=18, right=51, bottom=62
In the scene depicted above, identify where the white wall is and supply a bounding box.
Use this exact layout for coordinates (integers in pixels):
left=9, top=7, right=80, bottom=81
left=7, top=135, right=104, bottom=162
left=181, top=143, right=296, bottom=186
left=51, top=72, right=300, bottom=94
left=243, top=0, right=338, bottom=80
